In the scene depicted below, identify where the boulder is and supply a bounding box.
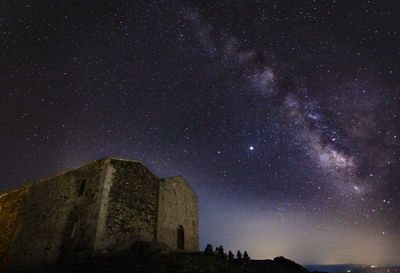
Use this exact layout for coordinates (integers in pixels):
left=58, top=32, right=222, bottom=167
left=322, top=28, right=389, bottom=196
left=272, top=256, right=309, bottom=273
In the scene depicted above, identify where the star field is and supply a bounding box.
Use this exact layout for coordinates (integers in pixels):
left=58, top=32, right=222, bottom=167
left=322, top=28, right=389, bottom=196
left=1, top=0, right=399, bottom=265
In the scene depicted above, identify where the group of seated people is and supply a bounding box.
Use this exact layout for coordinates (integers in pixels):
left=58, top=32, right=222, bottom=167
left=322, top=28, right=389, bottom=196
left=204, top=244, right=250, bottom=262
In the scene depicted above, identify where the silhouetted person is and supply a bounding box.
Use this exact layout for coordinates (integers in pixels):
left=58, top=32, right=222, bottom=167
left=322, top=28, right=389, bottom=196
left=236, top=250, right=242, bottom=260
left=215, top=246, right=219, bottom=255
left=228, top=251, right=234, bottom=261
left=218, top=245, right=225, bottom=258
left=243, top=251, right=250, bottom=262
left=204, top=244, right=214, bottom=256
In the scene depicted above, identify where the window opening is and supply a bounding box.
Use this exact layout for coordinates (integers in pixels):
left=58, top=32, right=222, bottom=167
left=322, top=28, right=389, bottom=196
left=78, top=180, right=86, bottom=196
left=178, top=225, right=184, bottom=250
left=70, top=221, right=78, bottom=239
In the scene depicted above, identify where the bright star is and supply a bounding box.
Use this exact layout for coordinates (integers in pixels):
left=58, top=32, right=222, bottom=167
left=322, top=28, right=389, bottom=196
left=249, top=146, right=254, bottom=151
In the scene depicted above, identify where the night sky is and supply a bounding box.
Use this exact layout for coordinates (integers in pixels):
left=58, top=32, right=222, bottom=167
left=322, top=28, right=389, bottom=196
left=1, top=0, right=399, bottom=265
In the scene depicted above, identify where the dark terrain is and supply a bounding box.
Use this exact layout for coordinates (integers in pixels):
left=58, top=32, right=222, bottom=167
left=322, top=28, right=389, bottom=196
left=306, top=265, right=400, bottom=273
left=27, top=243, right=324, bottom=273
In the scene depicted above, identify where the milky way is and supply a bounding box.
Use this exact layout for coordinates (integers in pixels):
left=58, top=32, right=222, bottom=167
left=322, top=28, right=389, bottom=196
left=1, top=0, right=399, bottom=265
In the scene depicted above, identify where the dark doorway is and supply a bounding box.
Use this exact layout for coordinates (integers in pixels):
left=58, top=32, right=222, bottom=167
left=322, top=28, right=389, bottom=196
left=178, top=225, right=184, bottom=250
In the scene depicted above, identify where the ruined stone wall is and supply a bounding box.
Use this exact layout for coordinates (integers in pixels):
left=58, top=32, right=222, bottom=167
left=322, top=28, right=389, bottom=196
left=0, top=160, right=106, bottom=272
left=96, top=159, right=159, bottom=253
left=157, top=176, right=199, bottom=251
left=0, top=157, right=200, bottom=271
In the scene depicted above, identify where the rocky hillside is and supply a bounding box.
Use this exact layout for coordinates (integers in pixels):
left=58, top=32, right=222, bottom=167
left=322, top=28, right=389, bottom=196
left=28, top=242, right=325, bottom=273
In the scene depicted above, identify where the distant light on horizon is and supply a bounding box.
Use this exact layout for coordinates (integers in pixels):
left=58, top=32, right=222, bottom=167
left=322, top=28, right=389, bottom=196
left=1, top=0, right=399, bottom=267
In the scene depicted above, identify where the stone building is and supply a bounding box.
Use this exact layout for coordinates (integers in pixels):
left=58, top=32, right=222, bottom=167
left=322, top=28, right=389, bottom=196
left=0, top=158, right=199, bottom=272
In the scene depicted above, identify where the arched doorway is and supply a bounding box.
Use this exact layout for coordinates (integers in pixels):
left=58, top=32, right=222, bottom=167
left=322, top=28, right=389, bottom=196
left=177, top=225, right=184, bottom=250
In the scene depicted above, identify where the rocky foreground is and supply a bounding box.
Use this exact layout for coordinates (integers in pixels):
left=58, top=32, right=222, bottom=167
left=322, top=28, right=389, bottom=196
left=30, top=242, right=325, bottom=273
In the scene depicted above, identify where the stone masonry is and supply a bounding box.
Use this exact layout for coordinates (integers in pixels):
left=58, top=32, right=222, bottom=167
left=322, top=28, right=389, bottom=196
left=0, top=158, right=199, bottom=272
